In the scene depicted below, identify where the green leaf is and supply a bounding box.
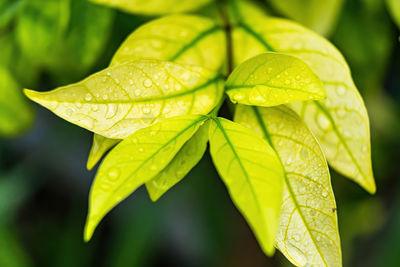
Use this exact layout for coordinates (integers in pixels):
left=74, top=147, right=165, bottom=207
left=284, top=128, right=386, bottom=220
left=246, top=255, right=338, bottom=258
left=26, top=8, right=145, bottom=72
left=267, top=0, right=344, bottom=36
left=208, top=117, right=284, bottom=256
left=90, top=0, right=212, bottom=15
left=226, top=52, right=325, bottom=106
left=146, top=120, right=209, bottom=201
left=87, top=135, right=120, bottom=170
left=111, top=15, right=225, bottom=71
left=24, top=60, right=224, bottom=139
left=16, top=0, right=114, bottom=79
left=229, top=0, right=376, bottom=193
left=235, top=105, right=341, bottom=267
left=0, top=68, right=33, bottom=137
left=15, top=0, right=71, bottom=65
left=386, top=0, right=400, bottom=29
left=85, top=115, right=208, bottom=241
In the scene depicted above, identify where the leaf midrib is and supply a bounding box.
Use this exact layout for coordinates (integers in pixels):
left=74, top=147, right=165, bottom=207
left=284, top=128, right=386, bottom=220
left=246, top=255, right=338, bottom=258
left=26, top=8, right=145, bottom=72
left=91, top=115, right=207, bottom=219
left=169, top=24, right=222, bottom=61
left=38, top=75, right=223, bottom=105
left=236, top=15, right=368, bottom=188
left=251, top=106, right=329, bottom=266
left=213, top=118, right=268, bottom=239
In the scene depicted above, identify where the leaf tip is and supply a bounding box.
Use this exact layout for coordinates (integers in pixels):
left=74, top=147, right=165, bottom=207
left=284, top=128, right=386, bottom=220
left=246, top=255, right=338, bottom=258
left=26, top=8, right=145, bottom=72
left=83, top=216, right=97, bottom=243
left=23, top=88, right=39, bottom=101
left=86, top=154, right=97, bottom=171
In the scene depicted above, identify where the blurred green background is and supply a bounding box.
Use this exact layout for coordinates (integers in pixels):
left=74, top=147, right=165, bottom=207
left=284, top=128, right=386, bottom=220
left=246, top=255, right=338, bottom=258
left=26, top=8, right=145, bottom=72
left=0, top=0, right=399, bottom=266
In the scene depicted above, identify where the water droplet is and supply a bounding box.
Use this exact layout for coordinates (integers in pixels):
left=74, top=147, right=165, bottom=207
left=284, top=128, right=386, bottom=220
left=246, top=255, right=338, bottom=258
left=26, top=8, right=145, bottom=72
left=138, top=147, right=144, bottom=152
left=317, top=113, right=331, bottom=130
left=66, top=108, right=73, bottom=116
left=284, top=79, right=290, bottom=85
left=144, top=79, right=152, bottom=87
left=322, top=191, right=328, bottom=198
left=103, top=94, right=109, bottom=100
left=336, top=85, right=346, bottom=96
left=134, top=89, right=141, bottom=96
left=362, top=144, right=368, bottom=152
left=129, top=79, right=134, bottom=85
left=150, top=164, right=157, bottom=171
left=108, top=168, right=120, bottom=181
left=150, top=131, right=156, bottom=136
left=85, top=93, right=93, bottom=101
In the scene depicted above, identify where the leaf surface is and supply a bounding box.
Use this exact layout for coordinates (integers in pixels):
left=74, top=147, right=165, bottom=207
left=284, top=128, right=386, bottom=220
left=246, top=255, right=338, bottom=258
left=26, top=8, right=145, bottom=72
left=0, top=68, right=33, bottom=137
left=229, top=0, right=375, bottom=193
left=90, top=14, right=225, bottom=165
left=235, top=105, right=341, bottom=267
left=226, top=53, right=325, bottom=106
left=111, top=15, right=225, bottom=71
left=25, top=60, right=223, bottom=139
left=90, top=0, right=212, bottom=15
left=85, top=115, right=208, bottom=240
left=87, top=135, right=120, bottom=170
left=208, top=117, right=284, bottom=256
left=146, top=120, right=209, bottom=201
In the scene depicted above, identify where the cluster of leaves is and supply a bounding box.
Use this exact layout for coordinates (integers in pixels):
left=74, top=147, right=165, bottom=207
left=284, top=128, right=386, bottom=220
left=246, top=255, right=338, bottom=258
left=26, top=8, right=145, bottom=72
left=23, top=0, right=383, bottom=266
left=0, top=0, right=114, bottom=137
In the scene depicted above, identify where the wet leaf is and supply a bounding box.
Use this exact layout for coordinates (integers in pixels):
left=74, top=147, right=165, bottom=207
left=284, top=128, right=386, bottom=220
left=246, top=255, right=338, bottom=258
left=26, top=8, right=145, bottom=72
left=208, top=117, right=284, bottom=256
left=24, top=60, right=224, bottom=139
left=268, top=0, right=344, bottom=36
left=226, top=53, right=325, bottom=106
left=84, top=115, right=208, bottom=241
left=229, top=0, right=375, bottom=193
left=90, top=0, right=212, bottom=15
left=235, top=105, right=341, bottom=267
left=87, top=135, right=120, bottom=170
left=146, top=120, right=209, bottom=201
left=111, top=14, right=225, bottom=71
left=89, top=14, right=225, bottom=165
left=0, top=68, right=33, bottom=137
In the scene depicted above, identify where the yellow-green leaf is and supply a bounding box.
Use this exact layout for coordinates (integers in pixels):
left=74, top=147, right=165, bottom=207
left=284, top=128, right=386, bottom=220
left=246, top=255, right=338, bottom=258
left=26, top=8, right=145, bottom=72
left=88, top=14, right=225, bottom=164
left=90, top=0, right=212, bottom=15
left=229, top=0, right=375, bottom=193
left=87, top=134, right=120, bottom=170
left=268, top=0, right=344, bottom=36
left=226, top=53, right=325, bottom=106
left=235, top=105, right=341, bottom=267
left=208, top=117, right=284, bottom=256
left=24, top=60, right=224, bottom=139
left=146, top=120, right=209, bottom=201
left=386, top=0, right=400, bottom=29
left=111, top=15, right=226, bottom=71
left=85, top=115, right=208, bottom=241
left=0, top=68, right=33, bottom=137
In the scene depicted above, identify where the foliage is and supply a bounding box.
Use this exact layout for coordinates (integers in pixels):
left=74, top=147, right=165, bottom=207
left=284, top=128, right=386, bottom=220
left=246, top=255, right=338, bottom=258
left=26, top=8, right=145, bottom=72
left=4, top=0, right=396, bottom=265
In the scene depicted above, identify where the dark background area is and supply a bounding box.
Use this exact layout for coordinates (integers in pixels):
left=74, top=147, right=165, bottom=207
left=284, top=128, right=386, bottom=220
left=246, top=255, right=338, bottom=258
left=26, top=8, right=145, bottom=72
left=1, top=0, right=399, bottom=266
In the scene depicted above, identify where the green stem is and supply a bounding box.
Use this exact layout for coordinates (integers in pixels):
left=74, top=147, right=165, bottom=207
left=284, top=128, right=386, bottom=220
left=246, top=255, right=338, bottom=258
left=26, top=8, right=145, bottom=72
left=217, top=0, right=234, bottom=75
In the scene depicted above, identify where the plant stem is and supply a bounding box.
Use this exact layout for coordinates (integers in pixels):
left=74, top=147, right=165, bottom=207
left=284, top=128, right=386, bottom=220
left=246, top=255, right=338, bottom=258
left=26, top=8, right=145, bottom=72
left=217, top=0, right=234, bottom=75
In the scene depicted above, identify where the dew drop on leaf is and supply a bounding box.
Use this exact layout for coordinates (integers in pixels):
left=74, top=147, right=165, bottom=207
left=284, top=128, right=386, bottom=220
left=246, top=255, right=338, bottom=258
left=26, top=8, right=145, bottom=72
left=144, top=79, right=152, bottom=87
left=108, top=168, right=120, bottom=181
left=85, top=93, right=92, bottom=101
left=336, top=85, right=346, bottom=96
left=317, top=113, right=331, bottom=130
